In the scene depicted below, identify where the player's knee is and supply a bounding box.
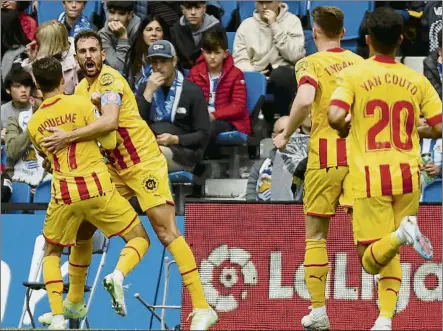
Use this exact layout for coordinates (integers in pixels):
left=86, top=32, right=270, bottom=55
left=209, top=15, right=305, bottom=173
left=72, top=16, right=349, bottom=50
left=356, top=243, right=368, bottom=264
left=122, top=223, right=149, bottom=243
left=44, top=242, right=63, bottom=257
left=155, top=226, right=180, bottom=246
left=305, top=215, right=329, bottom=239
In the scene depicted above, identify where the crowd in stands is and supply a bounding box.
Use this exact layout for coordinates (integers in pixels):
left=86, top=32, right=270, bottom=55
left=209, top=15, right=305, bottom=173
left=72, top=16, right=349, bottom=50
left=0, top=0, right=442, bottom=205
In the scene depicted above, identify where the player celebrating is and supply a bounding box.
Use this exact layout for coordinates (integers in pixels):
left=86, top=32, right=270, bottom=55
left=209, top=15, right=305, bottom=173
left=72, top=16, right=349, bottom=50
left=28, top=56, right=150, bottom=330
left=328, top=7, right=441, bottom=330
left=39, top=30, right=217, bottom=330
left=273, top=6, right=363, bottom=330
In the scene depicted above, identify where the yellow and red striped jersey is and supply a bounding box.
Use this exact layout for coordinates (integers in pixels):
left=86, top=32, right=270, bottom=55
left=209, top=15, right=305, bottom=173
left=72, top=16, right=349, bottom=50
left=75, top=65, right=160, bottom=171
left=330, top=55, right=442, bottom=198
left=295, top=47, right=364, bottom=169
left=27, top=94, right=116, bottom=204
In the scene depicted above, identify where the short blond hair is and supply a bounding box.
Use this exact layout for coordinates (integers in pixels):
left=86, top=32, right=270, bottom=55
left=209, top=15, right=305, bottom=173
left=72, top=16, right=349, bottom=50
left=36, top=20, right=70, bottom=58
left=312, top=6, right=344, bottom=38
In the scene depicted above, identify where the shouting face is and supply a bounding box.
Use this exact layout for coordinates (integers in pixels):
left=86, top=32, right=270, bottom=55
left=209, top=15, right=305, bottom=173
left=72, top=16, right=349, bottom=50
left=75, top=37, right=105, bottom=78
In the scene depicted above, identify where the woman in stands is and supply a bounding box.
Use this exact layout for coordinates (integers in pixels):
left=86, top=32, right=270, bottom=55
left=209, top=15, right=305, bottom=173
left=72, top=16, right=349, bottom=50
left=21, top=20, right=80, bottom=95
left=124, top=14, right=170, bottom=92
left=1, top=8, right=30, bottom=102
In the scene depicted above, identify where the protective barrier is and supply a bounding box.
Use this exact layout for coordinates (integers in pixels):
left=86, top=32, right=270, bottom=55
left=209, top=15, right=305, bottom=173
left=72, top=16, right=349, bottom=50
left=181, top=202, right=442, bottom=330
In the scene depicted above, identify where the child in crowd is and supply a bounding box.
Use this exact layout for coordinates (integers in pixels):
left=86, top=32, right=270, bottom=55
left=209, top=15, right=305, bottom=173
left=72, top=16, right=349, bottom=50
left=188, top=30, right=250, bottom=157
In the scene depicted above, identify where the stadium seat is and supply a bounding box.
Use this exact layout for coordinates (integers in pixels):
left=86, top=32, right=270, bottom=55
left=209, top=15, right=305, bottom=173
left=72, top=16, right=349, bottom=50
left=309, top=1, right=374, bottom=52
left=184, top=69, right=189, bottom=78
left=216, top=72, right=267, bottom=178
left=422, top=179, right=442, bottom=203
left=227, top=31, right=235, bottom=53
left=1, top=145, right=7, bottom=166
left=401, top=56, right=426, bottom=74
left=37, top=1, right=97, bottom=24
left=10, top=182, right=32, bottom=214
left=168, top=171, right=195, bottom=216
left=20, top=231, right=110, bottom=329
left=33, top=180, right=52, bottom=214
left=219, top=1, right=238, bottom=28
left=304, top=30, right=317, bottom=55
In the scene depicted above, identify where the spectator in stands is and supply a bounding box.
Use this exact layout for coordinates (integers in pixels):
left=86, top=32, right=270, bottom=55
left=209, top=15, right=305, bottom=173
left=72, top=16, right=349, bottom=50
left=58, top=1, right=95, bottom=37
left=1, top=158, right=12, bottom=203
left=424, top=29, right=442, bottom=100
left=233, top=1, right=304, bottom=127
left=1, top=9, right=30, bottom=102
left=1, top=68, right=33, bottom=141
left=99, top=1, right=140, bottom=72
left=147, top=1, right=182, bottom=27
left=1, top=1, right=36, bottom=41
left=170, top=1, right=221, bottom=69
left=21, top=20, right=79, bottom=95
left=188, top=30, right=251, bottom=158
left=5, top=86, right=47, bottom=187
left=137, top=40, right=210, bottom=172
left=246, top=115, right=310, bottom=201
left=124, top=14, right=170, bottom=90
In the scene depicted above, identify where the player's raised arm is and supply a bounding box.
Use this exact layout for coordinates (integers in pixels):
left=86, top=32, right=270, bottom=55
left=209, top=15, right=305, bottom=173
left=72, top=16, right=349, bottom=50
left=84, top=101, right=117, bottom=150
left=417, top=77, right=442, bottom=139
left=273, top=59, right=316, bottom=150
left=328, top=72, right=354, bottom=138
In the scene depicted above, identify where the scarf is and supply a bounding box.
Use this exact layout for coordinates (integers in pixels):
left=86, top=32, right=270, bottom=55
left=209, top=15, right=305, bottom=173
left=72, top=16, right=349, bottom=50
left=58, top=12, right=93, bottom=37
left=151, top=70, right=184, bottom=123
left=256, top=158, right=273, bottom=201
left=12, top=109, right=46, bottom=186
left=134, top=64, right=152, bottom=99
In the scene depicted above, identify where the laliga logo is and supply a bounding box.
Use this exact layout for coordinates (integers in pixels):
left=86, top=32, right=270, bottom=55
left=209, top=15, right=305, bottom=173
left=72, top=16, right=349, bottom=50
left=200, top=245, right=257, bottom=313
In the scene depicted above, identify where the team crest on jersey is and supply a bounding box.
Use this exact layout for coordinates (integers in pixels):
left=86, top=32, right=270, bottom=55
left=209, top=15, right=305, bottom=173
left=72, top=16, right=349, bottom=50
left=100, top=73, right=115, bottom=86
left=143, top=175, right=159, bottom=193
left=295, top=60, right=308, bottom=74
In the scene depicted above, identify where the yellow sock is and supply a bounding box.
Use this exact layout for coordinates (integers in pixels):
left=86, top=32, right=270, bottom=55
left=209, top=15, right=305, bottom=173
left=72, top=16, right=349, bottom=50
left=116, top=237, right=149, bottom=277
left=362, top=233, right=401, bottom=275
left=304, top=239, right=328, bottom=308
left=67, top=238, right=93, bottom=304
left=43, top=256, right=64, bottom=315
left=167, top=236, right=209, bottom=309
left=378, top=254, right=402, bottom=318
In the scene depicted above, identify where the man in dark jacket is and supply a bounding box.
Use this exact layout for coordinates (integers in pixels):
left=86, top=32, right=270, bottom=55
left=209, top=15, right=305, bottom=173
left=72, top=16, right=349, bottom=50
left=170, top=1, right=221, bottom=69
left=424, top=28, right=442, bottom=100
left=137, top=40, right=210, bottom=172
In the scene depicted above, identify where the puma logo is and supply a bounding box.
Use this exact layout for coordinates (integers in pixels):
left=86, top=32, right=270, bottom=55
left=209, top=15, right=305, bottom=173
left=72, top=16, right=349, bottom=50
left=309, top=275, right=325, bottom=282
left=386, top=288, right=399, bottom=296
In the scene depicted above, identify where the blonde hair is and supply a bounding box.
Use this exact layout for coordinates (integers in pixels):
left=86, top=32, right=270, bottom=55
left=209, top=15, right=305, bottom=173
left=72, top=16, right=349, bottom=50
left=36, top=20, right=70, bottom=58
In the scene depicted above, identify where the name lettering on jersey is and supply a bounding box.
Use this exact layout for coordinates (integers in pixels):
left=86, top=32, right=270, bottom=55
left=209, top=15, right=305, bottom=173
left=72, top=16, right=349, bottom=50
left=360, top=74, right=418, bottom=95
left=37, top=113, right=77, bottom=134
left=324, top=61, right=354, bottom=76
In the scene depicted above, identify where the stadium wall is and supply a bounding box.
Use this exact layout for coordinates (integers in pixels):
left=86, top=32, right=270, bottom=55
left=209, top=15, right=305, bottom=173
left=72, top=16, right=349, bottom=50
left=1, top=203, right=441, bottom=330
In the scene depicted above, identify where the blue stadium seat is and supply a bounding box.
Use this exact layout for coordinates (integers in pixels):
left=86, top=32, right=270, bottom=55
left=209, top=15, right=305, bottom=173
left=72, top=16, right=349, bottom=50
left=219, top=1, right=238, bottom=28
left=10, top=182, right=32, bottom=214
left=216, top=72, right=267, bottom=177
left=309, top=1, right=374, bottom=52
left=184, top=69, right=190, bottom=78
left=238, top=1, right=256, bottom=21
left=34, top=180, right=52, bottom=214
left=168, top=171, right=194, bottom=184
left=37, top=1, right=97, bottom=24
left=168, top=171, right=195, bottom=216
left=422, top=179, right=442, bottom=203
left=304, top=30, right=317, bottom=55
left=227, top=31, right=235, bottom=53
left=1, top=145, right=7, bottom=166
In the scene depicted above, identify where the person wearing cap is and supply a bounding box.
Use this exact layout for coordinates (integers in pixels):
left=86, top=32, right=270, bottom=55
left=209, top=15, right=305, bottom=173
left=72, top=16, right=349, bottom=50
left=137, top=40, right=210, bottom=173
left=170, top=1, right=221, bottom=69
left=99, top=1, right=140, bottom=72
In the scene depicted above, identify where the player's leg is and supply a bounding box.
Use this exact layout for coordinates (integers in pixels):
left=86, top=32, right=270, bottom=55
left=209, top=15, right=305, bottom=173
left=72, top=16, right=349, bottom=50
left=87, top=188, right=150, bottom=316
left=128, top=156, right=217, bottom=330
left=41, top=203, right=83, bottom=329
left=43, top=242, right=65, bottom=329
left=301, top=168, right=347, bottom=331
left=370, top=191, right=423, bottom=330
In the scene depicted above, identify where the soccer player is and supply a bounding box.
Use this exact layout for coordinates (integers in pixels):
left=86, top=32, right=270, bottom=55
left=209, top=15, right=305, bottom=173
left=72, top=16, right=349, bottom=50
left=273, top=6, right=363, bottom=330
left=40, top=30, right=217, bottom=330
left=328, top=7, right=441, bottom=330
left=27, top=56, right=150, bottom=330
